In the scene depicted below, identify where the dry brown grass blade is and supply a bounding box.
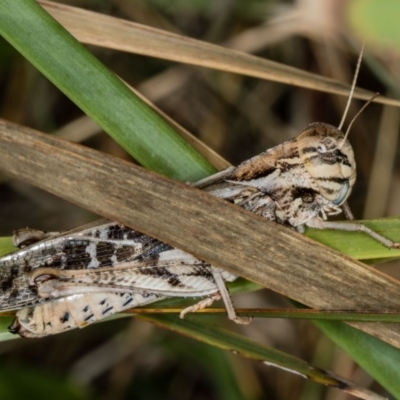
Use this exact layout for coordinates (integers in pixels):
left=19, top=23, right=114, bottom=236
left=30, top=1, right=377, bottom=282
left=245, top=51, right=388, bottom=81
left=1, top=119, right=400, bottom=348
left=38, top=0, right=400, bottom=107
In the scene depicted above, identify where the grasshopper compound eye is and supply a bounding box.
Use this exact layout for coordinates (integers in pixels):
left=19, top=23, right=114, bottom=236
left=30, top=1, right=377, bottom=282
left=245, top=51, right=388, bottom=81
left=297, top=123, right=356, bottom=205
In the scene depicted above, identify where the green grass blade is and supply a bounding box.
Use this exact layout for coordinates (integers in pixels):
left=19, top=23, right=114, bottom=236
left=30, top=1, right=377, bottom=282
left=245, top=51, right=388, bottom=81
left=139, top=314, right=387, bottom=399
left=315, top=320, right=400, bottom=399
left=306, top=218, right=400, bottom=260
left=0, top=237, right=15, bottom=256
left=0, top=0, right=215, bottom=181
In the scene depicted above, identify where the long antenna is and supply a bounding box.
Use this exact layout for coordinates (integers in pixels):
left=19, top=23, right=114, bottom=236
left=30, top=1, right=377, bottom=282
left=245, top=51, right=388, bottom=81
left=338, top=43, right=365, bottom=131
left=339, top=92, right=379, bottom=147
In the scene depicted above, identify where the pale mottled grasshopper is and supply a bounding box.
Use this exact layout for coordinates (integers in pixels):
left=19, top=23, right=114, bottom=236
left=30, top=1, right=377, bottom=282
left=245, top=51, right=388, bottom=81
left=1, top=49, right=399, bottom=338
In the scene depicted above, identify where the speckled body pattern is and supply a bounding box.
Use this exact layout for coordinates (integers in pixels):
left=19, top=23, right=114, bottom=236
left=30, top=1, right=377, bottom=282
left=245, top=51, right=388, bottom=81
left=3, top=221, right=236, bottom=337
left=205, top=123, right=356, bottom=226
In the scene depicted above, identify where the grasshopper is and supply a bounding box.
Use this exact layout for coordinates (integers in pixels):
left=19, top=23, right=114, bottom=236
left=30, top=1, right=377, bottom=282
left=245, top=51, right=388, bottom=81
left=1, top=48, right=399, bottom=338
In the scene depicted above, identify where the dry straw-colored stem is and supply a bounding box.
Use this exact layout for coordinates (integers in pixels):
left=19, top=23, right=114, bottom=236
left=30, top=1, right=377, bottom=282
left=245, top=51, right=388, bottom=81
left=38, top=0, right=400, bottom=107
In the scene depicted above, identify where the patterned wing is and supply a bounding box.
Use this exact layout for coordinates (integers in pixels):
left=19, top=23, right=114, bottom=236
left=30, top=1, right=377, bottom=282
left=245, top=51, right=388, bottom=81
left=0, top=221, right=168, bottom=311
left=32, top=249, right=237, bottom=298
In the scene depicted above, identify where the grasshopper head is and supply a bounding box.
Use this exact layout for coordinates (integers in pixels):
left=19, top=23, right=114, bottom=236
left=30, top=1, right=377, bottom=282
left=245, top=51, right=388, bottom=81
left=297, top=122, right=356, bottom=206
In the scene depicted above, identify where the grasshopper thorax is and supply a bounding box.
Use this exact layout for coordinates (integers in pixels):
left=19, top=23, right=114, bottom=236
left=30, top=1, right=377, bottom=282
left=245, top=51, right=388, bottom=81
left=297, top=122, right=356, bottom=206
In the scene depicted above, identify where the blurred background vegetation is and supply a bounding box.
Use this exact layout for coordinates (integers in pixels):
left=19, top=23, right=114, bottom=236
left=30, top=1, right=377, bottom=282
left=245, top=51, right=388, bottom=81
left=1, top=0, right=400, bottom=399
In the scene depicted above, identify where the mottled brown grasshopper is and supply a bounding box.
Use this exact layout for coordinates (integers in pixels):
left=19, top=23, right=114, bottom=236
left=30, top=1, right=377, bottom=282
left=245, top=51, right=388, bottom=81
left=0, top=48, right=399, bottom=339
